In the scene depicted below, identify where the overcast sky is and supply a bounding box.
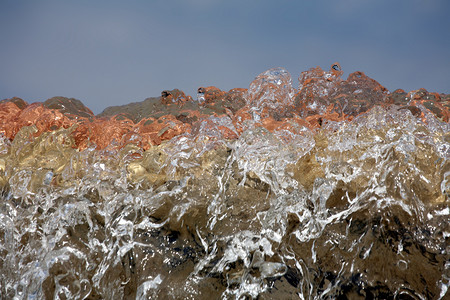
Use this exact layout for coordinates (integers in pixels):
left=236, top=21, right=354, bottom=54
left=1, top=0, right=449, bottom=114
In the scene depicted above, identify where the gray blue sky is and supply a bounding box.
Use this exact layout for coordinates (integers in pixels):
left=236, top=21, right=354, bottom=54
left=1, top=0, right=449, bottom=114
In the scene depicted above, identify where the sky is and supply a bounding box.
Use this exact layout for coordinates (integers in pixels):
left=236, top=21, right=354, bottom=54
left=1, top=0, right=449, bottom=114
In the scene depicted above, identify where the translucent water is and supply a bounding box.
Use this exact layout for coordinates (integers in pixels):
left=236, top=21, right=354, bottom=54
left=0, top=68, right=449, bottom=299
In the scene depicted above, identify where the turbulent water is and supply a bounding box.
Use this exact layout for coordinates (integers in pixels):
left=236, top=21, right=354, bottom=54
left=1, top=69, right=450, bottom=299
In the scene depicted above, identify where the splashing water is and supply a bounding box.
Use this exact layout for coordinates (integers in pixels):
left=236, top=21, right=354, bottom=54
left=0, top=67, right=449, bottom=299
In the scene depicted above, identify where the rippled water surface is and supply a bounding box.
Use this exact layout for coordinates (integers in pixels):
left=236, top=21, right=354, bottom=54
left=1, top=105, right=448, bottom=299
left=0, top=67, right=449, bottom=299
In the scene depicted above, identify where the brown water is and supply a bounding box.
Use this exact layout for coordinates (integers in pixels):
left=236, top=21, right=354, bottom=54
left=0, top=70, right=449, bottom=299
